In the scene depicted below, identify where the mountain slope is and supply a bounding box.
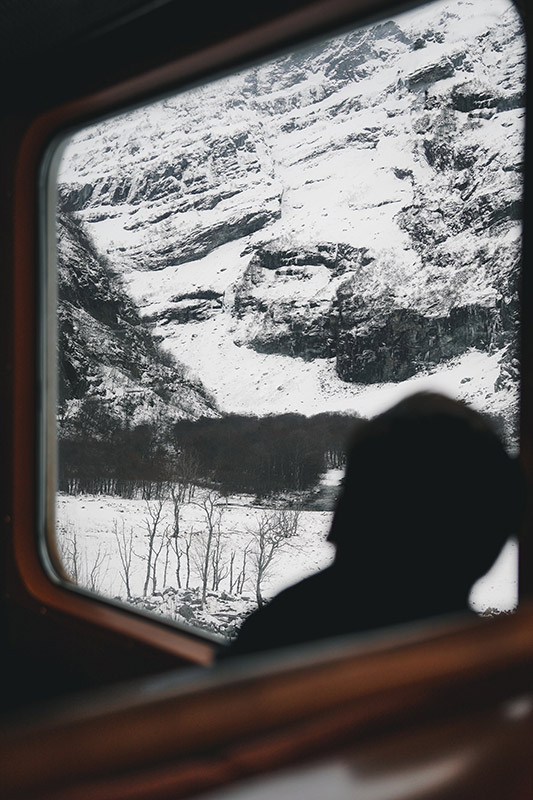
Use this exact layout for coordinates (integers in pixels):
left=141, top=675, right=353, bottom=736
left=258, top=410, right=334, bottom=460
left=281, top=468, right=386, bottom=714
left=57, top=210, right=218, bottom=435
left=56, top=0, right=524, bottom=439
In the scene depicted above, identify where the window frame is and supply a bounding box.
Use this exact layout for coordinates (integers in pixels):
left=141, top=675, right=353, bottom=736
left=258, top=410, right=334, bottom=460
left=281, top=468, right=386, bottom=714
left=9, top=0, right=532, bottom=664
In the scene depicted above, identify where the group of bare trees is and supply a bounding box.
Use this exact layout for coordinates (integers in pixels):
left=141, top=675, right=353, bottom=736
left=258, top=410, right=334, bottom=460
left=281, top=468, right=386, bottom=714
left=58, top=524, right=110, bottom=593
left=59, top=487, right=302, bottom=616
left=118, top=488, right=231, bottom=606
left=129, top=487, right=301, bottom=609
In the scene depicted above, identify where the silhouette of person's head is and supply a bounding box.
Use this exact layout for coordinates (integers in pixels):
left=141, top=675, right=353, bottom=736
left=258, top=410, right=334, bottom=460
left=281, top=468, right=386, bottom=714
left=328, top=392, right=524, bottom=612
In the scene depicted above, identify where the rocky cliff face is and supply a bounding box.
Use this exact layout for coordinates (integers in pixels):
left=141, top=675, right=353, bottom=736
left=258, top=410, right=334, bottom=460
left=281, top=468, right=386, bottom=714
left=57, top=0, right=524, bottom=427
left=57, top=211, right=218, bottom=434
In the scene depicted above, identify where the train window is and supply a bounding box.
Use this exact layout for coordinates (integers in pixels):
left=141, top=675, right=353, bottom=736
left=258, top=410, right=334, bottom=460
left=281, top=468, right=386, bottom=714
left=48, top=0, right=525, bottom=643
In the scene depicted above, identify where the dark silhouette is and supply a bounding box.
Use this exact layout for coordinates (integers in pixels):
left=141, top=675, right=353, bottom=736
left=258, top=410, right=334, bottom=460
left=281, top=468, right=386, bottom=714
left=222, top=392, right=525, bottom=658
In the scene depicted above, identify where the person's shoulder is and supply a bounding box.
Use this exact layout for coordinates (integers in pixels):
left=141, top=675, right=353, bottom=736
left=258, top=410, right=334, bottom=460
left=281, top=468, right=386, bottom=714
left=271, top=566, right=337, bottom=610
left=220, top=567, right=337, bottom=659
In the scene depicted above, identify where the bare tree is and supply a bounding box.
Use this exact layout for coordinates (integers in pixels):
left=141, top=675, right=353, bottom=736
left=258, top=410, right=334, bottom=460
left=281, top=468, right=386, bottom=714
left=248, top=508, right=300, bottom=607
left=150, top=532, right=167, bottom=594
left=141, top=495, right=167, bottom=596
left=162, top=538, right=172, bottom=588
left=228, top=551, right=237, bottom=595
left=236, top=544, right=251, bottom=596
left=113, top=519, right=135, bottom=599
left=58, top=522, right=80, bottom=584
left=171, top=450, right=200, bottom=503
left=58, top=521, right=110, bottom=594
left=229, top=541, right=252, bottom=596
left=182, top=529, right=196, bottom=589
left=192, top=490, right=224, bottom=606
left=85, top=544, right=110, bottom=593
left=274, top=507, right=301, bottom=539
left=167, top=484, right=199, bottom=590
left=210, top=528, right=229, bottom=591
left=167, top=481, right=184, bottom=588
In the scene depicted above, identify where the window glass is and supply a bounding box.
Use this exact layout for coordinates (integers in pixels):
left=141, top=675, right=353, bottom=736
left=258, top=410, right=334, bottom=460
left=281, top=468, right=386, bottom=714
left=53, top=0, right=525, bottom=640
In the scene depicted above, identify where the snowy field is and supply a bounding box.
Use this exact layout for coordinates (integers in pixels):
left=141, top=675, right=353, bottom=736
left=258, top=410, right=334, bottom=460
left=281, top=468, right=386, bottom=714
left=57, top=489, right=334, bottom=598
left=56, top=473, right=518, bottom=641
left=56, top=486, right=335, bottom=639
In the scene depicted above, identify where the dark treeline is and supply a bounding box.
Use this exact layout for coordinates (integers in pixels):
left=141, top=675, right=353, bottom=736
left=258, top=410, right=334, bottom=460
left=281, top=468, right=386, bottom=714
left=59, top=423, right=171, bottom=498
left=172, top=413, right=359, bottom=497
left=58, top=412, right=361, bottom=499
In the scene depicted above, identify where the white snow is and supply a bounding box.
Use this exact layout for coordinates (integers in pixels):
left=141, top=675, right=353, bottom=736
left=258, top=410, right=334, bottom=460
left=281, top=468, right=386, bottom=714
left=154, top=300, right=516, bottom=420
left=56, top=490, right=335, bottom=611
left=469, top=537, right=517, bottom=613
left=123, top=239, right=251, bottom=308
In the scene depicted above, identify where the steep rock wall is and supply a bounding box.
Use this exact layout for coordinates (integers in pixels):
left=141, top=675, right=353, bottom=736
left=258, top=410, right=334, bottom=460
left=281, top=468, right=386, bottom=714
left=57, top=211, right=218, bottom=431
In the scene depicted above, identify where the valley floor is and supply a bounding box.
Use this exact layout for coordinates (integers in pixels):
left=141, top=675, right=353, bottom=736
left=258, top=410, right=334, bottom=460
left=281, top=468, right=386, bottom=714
left=55, top=483, right=518, bottom=641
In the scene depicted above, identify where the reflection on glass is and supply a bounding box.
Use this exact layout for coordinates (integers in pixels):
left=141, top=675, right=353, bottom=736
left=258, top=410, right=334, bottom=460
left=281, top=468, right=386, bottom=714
left=54, top=0, right=524, bottom=638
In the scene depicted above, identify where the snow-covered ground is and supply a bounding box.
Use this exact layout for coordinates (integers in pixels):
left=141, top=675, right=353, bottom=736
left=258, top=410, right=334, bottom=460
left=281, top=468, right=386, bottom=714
left=470, top=537, right=517, bottom=614
left=57, top=489, right=334, bottom=600
left=153, top=311, right=517, bottom=422
left=56, top=487, right=334, bottom=639
left=56, top=477, right=518, bottom=641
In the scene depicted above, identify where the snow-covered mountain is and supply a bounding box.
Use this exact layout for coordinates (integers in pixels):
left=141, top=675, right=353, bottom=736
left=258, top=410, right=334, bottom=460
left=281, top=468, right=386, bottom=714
left=57, top=0, right=524, bottom=438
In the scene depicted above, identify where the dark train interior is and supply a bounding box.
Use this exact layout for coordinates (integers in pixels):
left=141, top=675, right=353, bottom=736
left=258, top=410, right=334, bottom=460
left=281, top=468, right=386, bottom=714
left=2, top=0, right=533, bottom=797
